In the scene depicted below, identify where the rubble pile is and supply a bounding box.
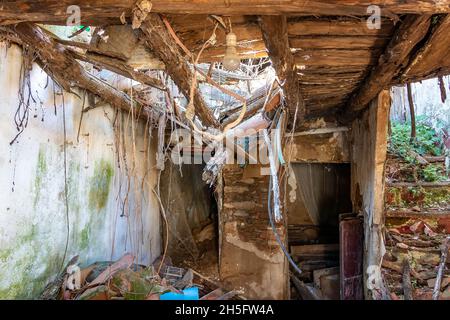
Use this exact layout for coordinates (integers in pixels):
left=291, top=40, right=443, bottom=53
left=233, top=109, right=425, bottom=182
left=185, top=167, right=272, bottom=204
left=39, top=253, right=239, bottom=300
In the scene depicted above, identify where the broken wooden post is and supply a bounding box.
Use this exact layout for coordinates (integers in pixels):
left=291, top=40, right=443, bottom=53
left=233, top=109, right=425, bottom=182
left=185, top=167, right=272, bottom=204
left=351, top=90, right=391, bottom=300
left=139, top=14, right=219, bottom=128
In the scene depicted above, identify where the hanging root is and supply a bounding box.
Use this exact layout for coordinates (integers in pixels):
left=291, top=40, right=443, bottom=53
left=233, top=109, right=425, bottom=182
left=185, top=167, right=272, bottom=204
left=9, top=45, right=36, bottom=145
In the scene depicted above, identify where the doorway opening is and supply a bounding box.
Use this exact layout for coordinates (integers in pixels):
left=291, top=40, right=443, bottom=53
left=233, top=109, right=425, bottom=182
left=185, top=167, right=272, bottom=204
left=287, top=163, right=360, bottom=300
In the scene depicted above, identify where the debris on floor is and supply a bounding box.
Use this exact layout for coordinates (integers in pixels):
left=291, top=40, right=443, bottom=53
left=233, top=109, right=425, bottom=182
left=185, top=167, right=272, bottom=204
left=290, top=243, right=340, bottom=300
left=383, top=222, right=450, bottom=300
left=39, top=253, right=242, bottom=300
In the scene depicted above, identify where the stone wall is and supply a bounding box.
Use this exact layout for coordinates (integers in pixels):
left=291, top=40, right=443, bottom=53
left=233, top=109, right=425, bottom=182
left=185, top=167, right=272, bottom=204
left=219, top=164, right=288, bottom=299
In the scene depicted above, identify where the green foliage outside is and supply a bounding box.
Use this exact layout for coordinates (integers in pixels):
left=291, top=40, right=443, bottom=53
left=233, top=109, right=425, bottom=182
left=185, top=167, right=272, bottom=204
left=388, top=117, right=447, bottom=182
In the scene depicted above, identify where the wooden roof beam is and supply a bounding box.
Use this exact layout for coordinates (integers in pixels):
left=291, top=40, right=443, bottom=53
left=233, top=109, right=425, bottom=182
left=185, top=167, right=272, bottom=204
left=399, top=14, right=450, bottom=83
left=11, top=23, right=146, bottom=116
left=341, top=15, right=432, bottom=122
left=1, top=1, right=450, bottom=25
left=140, top=14, right=219, bottom=128
left=259, top=15, right=305, bottom=123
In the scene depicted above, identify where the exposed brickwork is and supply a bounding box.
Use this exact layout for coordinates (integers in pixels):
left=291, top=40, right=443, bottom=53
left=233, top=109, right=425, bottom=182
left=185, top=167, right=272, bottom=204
left=219, top=164, right=288, bottom=299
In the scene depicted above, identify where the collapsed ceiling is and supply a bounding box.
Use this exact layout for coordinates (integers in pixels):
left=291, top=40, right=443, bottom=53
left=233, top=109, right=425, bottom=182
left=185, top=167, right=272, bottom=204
left=0, top=1, right=449, bottom=129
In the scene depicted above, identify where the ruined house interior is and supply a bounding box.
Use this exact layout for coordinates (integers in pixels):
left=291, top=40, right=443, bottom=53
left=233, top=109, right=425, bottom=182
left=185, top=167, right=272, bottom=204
left=0, top=1, right=449, bottom=301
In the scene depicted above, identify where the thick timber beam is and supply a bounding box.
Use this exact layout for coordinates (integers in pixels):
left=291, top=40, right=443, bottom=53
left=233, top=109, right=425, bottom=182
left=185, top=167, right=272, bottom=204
left=140, top=14, right=219, bottom=128
left=1, top=1, right=449, bottom=25
left=12, top=23, right=142, bottom=115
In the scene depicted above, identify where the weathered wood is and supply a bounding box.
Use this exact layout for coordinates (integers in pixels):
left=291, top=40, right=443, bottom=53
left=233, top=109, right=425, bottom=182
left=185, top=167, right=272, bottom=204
left=295, top=49, right=380, bottom=67
left=69, top=50, right=166, bottom=90
left=288, top=18, right=395, bottom=36
left=351, top=90, right=391, bottom=300
left=301, top=83, right=359, bottom=98
left=299, top=72, right=365, bottom=85
left=401, top=15, right=450, bottom=83
left=51, top=38, right=129, bottom=61
left=140, top=14, right=218, bottom=128
left=343, top=15, right=431, bottom=117
left=12, top=23, right=141, bottom=115
left=290, top=36, right=389, bottom=50
left=221, top=90, right=281, bottom=126
left=1, top=1, right=449, bottom=25
left=299, top=65, right=369, bottom=74
left=196, top=40, right=267, bottom=62
left=259, top=15, right=304, bottom=119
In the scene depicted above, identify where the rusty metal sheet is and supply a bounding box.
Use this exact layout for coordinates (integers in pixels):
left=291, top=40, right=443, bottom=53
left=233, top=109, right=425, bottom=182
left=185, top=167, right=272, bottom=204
left=339, top=216, right=364, bottom=300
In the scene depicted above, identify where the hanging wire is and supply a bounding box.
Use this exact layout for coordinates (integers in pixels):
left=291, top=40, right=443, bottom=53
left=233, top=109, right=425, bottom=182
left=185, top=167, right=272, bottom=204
left=264, top=128, right=302, bottom=276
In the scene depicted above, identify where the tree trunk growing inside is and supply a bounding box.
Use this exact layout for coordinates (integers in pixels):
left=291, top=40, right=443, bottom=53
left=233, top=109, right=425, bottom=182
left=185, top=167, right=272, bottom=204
left=406, top=82, right=416, bottom=142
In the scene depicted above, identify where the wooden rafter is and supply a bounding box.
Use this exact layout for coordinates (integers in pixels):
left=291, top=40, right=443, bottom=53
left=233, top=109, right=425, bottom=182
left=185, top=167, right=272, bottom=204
left=140, top=14, right=219, bottom=128
left=1, top=1, right=450, bottom=25
left=400, top=14, right=450, bottom=83
left=11, top=23, right=145, bottom=116
left=259, top=15, right=304, bottom=121
left=342, top=15, right=431, bottom=120
left=69, top=50, right=166, bottom=91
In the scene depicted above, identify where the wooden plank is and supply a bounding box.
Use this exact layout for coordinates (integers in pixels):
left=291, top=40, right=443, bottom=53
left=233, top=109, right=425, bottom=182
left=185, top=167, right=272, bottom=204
left=260, top=15, right=304, bottom=118
left=140, top=14, right=218, bottom=127
left=298, top=65, right=370, bottom=74
left=343, top=15, right=431, bottom=118
left=295, top=49, right=380, bottom=67
left=1, top=1, right=449, bottom=25
left=70, top=50, right=165, bottom=90
left=290, top=36, right=389, bottom=50
left=298, top=72, right=365, bottom=85
left=197, top=40, right=267, bottom=62
left=301, top=83, right=358, bottom=95
left=401, top=15, right=450, bottom=82
left=288, top=18, right=395, bottom=36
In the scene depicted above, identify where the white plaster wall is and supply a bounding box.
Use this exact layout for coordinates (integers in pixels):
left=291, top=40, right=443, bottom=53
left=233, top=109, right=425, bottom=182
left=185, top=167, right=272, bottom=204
left=0, top=43, right=161, bottom=299
left=391, top=76, right=450, bottom=128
